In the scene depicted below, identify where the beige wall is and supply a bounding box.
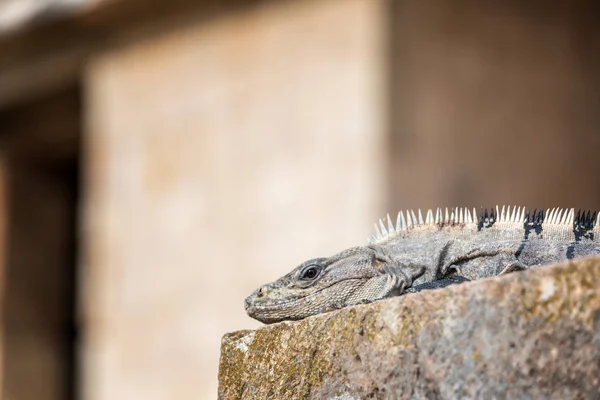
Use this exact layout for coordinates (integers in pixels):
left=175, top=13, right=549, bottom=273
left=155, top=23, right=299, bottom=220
left=81, top=0, right=386, bottom=398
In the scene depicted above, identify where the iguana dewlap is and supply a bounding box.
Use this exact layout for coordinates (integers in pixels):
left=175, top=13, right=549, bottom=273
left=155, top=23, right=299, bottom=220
left=245, top=206, right=600, bottom=324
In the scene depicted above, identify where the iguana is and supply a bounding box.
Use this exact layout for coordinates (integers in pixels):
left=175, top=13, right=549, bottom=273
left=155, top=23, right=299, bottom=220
left=245, top=206, right=600, bottom=324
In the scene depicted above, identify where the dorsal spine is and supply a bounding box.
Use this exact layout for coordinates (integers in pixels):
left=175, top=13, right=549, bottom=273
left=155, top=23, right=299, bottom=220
left=368, top=206, right=599, bottom=245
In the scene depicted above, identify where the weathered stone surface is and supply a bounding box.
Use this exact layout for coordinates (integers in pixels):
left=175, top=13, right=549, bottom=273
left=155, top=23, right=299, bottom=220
left=219, top=256, right=600, bottom=399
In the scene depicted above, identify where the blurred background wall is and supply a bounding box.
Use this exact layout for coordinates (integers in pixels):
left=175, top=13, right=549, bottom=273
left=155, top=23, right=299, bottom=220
left=0, top=0, right=598, bottom=399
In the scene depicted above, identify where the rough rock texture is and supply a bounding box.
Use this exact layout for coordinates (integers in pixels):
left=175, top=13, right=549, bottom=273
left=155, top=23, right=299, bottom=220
left=218, top=256, right=600, bottom=399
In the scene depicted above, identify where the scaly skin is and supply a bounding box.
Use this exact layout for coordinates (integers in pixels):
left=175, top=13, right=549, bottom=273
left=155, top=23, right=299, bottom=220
left=245, top=206, right=600, bottom=324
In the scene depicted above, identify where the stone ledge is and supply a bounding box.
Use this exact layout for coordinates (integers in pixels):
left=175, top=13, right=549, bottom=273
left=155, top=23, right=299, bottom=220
left=218, top=256, right=600, bottom=399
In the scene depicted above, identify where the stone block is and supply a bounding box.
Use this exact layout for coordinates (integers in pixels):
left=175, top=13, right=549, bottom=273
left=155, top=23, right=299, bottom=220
left=219, top=256, right=600, bottom=399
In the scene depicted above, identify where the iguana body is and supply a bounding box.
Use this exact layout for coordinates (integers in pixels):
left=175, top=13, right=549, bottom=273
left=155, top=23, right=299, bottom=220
left=245, top=206, right=600, bottom=324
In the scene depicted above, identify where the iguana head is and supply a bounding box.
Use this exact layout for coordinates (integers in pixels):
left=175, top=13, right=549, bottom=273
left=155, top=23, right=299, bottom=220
left=244, top=246, right=401, bottom=324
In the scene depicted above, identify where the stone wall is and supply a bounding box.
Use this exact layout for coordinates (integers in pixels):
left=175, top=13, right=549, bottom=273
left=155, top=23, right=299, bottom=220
left=219, top=256, right=600, bottom=399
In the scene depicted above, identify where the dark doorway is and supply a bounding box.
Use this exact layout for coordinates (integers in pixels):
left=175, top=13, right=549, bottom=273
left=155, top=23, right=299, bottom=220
left=0, top=85, right=81, bottom=400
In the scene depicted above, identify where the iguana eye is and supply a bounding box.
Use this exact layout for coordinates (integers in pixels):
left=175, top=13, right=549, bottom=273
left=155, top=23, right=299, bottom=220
left=299, top=265, right=321, bottom=280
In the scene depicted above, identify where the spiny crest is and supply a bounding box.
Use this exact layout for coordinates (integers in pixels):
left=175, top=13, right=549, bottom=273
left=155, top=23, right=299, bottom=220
left=369, top=206, right=478, bottom=243
left=368, top=205, right=600, bottom=244
left=478, top=205, right=529, bottom=229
